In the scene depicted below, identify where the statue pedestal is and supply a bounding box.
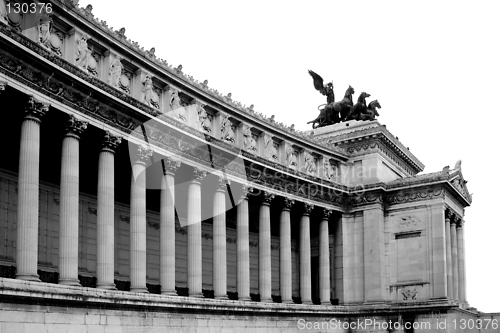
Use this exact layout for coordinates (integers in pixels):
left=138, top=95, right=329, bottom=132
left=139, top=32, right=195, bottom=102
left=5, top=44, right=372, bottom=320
left=306, top=120, right=381, bottom=140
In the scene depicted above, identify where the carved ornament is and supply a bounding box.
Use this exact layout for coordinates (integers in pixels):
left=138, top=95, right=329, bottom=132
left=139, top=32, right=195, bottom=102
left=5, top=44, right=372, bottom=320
left=0, top=81, right=6, bottom=93
left=322, top=208, right=333, bottom=219
left=162, top=157, right=181, bottom=175
left=303, top=203, right=314, bottom=214
left=262, top=191, right=275, bottom=205
left=133, top=145, right=153, bottom=164
left=240, top=185, right=254, bottom=199
left=101, top=131, right=122, bottom=152
left=191, top=168, right=207, bottom=183
left=217, top=176, right=230, bottom=191
left=282, top=198, right=295, bottom=210
left=25, top=95, right=50, bottom=122
left=401, top=287, right=417, bottom=301
left=221, top=115, right=236, bottom=143
left=65, top=115, right=88, bottom=138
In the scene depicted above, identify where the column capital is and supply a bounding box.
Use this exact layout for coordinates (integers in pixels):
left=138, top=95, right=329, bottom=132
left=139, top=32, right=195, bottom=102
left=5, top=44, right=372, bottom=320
left=445, top=209, right=453, bottom=220
left=0, top=81, right=7, bottom=94
left=101, top=131, right=122, bottom=153
left=216, top=176, right=230, bottom=192
left=457, top=219, right=464, bottom=228
left=261, top=191, right=275, bottom=205
left=25, top=95, right=50, bottom=122
left=450, top=213, right=461, bottom=225
left=303, top=203, right=314, bottom=215
left=240, top=184, right=253, bottom=199
left=162, top=157, right=181, bottom=175
left=190, top=167, right=207, bottom=184
left=65, top=115, right=88, bottom=139
left=282, top=198, right=295, bottom=211
left=133, top=145, right=153, bottom=165
left=322, top=208, right=333, bottom=220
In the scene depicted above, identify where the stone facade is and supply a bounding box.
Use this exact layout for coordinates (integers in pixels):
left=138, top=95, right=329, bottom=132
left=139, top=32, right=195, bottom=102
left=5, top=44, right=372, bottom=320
left=0, top=1, right=495, bottom=332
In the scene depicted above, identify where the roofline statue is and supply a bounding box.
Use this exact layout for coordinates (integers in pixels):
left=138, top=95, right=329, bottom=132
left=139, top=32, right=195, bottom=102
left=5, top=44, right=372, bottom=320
left=306, top=70, right=380, bottom=128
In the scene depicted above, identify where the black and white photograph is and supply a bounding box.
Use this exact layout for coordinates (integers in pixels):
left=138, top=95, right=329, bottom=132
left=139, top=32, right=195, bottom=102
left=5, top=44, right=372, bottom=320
left=0, top=0, right=499, bottom=332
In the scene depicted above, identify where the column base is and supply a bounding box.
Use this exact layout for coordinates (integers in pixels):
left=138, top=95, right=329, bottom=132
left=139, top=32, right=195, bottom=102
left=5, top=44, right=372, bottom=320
left=260, top=297, right=273, bottom=303
left=16, top=274, right=41, bottom=282
left=59, top=279, right=81, bottom=286
left=189, top=292, right=204, bottom=298
left=238, top=296, right=252, bottom=301
left=161, top=289, right=178, bottom=296
left=130, top=287, right=149, bottom=293
left=96, top=283, right=117, bottom=290
left=281, top=299, right=294, bottom=304
left=215, top=295, right=229, bottom=300
left=301, top=300, right=313, bottom=305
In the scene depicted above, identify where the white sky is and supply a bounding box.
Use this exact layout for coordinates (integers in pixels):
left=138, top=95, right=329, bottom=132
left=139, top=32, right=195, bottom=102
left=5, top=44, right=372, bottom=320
left=77, top=0, right=500, bottom=312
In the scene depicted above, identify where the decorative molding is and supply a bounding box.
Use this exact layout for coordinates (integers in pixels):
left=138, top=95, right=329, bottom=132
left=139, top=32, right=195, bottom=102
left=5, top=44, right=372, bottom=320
left=191, top=168, right=207, bottom=183
left=162, top=157, right=181, bottom=175
left=133, top=145, right=153, bottom=164
left=397, top=215, right=421, bottom=228
left=401, top=286, right=418, bottom=301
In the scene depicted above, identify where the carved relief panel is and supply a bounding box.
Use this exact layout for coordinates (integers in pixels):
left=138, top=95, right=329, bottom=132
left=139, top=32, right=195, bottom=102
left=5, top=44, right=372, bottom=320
left=220, top=114, right=236, bottom=143
left=195, top=102, right=213, bottom=134
left=303, top=150, right=317, bottom=176
left=323, top=157, right=338, bottom=181
left=285, top=143, right=298, bottom=169
left=242, top=125, right=258, bottom=153
left=264, top=134, right=278, bottom=162
left=168, top=86, right=186, bottom=123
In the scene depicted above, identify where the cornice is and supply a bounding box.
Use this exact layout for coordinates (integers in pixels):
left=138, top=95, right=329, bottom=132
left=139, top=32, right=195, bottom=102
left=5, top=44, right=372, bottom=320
left=325, top=125, right=425, bottom=173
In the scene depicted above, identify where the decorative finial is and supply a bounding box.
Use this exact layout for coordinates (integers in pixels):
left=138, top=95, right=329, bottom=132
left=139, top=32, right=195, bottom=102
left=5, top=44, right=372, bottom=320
left=175, top=65, right=183, bottom=74
left=269, top=115, right=275, bottom=122
left=226, top=93, right=232, bottom=100
left=454, top=160, right=462, bottom=170
left=85, top=4, right=93, bottom=14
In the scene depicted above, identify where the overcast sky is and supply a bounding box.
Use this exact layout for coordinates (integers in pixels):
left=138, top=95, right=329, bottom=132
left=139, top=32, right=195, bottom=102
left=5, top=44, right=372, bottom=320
left=77, top=0, right=500, bottom=312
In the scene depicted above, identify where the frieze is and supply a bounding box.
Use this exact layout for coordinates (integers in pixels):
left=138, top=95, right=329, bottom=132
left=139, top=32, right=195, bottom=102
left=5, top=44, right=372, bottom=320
left=397, top=216, right=421, bottom=228
left=387, top=187, right=444, bottom=205
left=401, top=286, right=418, bottom=301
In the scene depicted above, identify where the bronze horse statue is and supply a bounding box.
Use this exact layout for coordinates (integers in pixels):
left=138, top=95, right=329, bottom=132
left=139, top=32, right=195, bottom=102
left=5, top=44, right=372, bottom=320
left=346, top=92, right=370, bottom=121
left=307, top=85, right=355, bottom=128
left=358, top=100, right=381, bottom=121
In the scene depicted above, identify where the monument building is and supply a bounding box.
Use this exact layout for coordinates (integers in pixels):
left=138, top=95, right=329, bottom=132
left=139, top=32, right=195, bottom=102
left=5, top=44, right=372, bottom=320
left=0, top=1, right=498, bottom=332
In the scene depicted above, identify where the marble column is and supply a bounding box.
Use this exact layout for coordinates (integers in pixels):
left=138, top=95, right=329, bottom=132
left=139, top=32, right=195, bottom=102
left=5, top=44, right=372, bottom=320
left=300, top=204, right=314, bottom=305
left=450, top=215, right=459, bottom=300
left=445, top=211, right=453, bottom=299
left=96, top=132, right=122, bottom=289
left=457, top=220, right=466, bottom=302
left=342, top=213, right=355, bottom=303
left=353, top=213, right=365, bottom=302
left=237, top=185, right=252, bottom=301
left=319, top=208, right=332, bottom=304
left=187, top=168, right=207, bottom=298
left=259, top=191, right=274, bottom=302
left=279, top=198, right=294, bottom=304
left=59, top=115, right=88, bottom=286
left=16, top=96, right=49, bottom=281
left=160, top=157, right=181, bottom=295
left=213, top=177, right=229, bottom=299
left=129, top=145, right=152, bottom=293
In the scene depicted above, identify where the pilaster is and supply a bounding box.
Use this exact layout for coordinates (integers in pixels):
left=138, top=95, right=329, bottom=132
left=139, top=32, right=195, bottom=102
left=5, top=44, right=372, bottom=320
left=342, top=213, right=355, bottom=303
left=445, top=210, right=453, bottom=299
left=213, top=177, right=229, bottom=299
left=237, top=185, right=252, bottom=301
left=319, top=208, right=332, bottom=304
left=300, top=203, right=314, bottom=304
left=450, top=214, right=459, bottom=300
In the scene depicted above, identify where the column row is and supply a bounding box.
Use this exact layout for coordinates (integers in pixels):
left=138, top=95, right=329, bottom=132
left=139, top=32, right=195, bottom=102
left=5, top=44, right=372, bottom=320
left=14, top=96, right=336, bottom=304
left=445, top=210, right=467, bottom=304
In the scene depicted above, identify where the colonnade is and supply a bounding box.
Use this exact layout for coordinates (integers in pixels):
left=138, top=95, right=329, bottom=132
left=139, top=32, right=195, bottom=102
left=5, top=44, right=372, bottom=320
left=14, top=96, right=336, bottom=304
left=445, top=210, right=467, bottom=303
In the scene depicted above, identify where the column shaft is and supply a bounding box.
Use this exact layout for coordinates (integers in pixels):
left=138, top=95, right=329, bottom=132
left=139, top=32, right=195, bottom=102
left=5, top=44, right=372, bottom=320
left=319, top=210, right=331, bottom=304
left=187, top=169, right=206, bottom=297
left=130, top=160, right=148, bottom=293
left=160, top=159, right=179, bottom=295
left=457, top=223, right=466, bottom=302
left=59, top=117, right=86, bottom=285
left=445, top=217, right=453, bottom=299
left=299, top=209, right=312, bottom=304
left=96, top=133, right=121, bottom=289
left=279, top=199, right=293, bottom=303
left=353, top=213, right=364, bottom=302
left=237, top=188, right=251, bottom=301
left=213, top=181, right=227, bottom=299
left=16, top=100, right=48, bottom=281
left=259, top=193, right=274, bottom=302
left=450, top=221, right=459, bottom=300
